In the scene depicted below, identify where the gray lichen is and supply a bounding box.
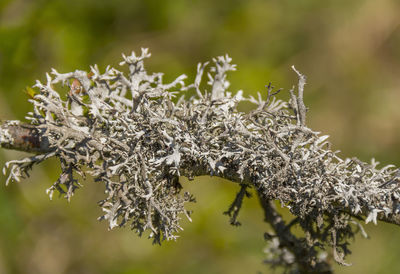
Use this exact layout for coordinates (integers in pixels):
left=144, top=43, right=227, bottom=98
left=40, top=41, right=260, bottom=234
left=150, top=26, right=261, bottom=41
left=2, top=48, right=400, bottom=271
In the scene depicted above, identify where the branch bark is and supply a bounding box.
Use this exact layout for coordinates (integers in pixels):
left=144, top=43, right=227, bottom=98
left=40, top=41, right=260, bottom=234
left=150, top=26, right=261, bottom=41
left=0, top=120, right=52, bottom=153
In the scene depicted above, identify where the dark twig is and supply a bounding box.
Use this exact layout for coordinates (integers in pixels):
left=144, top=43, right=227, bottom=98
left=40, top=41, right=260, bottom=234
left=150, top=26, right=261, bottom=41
left=223, top=184, right=250, bottom=226
left=258, top=193, right=333, bottom=273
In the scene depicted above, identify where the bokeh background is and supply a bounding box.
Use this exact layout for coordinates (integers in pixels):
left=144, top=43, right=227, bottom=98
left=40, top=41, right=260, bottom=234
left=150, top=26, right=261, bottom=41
left=1, top=0, right=400, bottom=273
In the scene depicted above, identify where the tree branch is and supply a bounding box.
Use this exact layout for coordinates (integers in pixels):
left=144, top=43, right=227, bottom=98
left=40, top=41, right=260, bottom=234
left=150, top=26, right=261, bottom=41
left=1, top=49, right=399, bottom=271
left=0, top=120, right=52, bottom=153
left=2, top=119, right=400, bottom=228
left=258, top=194, right=333, bottom=273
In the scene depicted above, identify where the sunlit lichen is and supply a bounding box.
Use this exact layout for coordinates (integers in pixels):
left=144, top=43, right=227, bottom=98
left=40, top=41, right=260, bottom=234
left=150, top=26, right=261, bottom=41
left=2, top=48, right=400, bottom=272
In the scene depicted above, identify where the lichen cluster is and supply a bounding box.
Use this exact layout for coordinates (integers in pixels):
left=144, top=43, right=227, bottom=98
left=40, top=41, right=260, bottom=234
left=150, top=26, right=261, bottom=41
left=3, top=48, right=400, bottom=271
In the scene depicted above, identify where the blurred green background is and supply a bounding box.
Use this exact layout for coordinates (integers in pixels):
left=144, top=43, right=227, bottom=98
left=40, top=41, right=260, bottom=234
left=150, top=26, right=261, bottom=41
left=1, top=0, right=400, bottom=273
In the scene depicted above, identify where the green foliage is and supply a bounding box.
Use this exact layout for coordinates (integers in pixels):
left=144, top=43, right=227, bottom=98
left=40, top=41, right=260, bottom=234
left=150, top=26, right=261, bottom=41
left=1, top=1, right=400, bottom=273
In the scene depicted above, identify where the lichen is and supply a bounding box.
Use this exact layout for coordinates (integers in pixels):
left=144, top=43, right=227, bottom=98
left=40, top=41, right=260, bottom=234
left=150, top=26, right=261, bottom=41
left=2, top=48, right=400, bottom=271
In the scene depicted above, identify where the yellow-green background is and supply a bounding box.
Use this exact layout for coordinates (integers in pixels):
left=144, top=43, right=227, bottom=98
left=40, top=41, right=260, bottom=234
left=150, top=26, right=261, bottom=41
left=1, top=0, right=400, bottom=273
